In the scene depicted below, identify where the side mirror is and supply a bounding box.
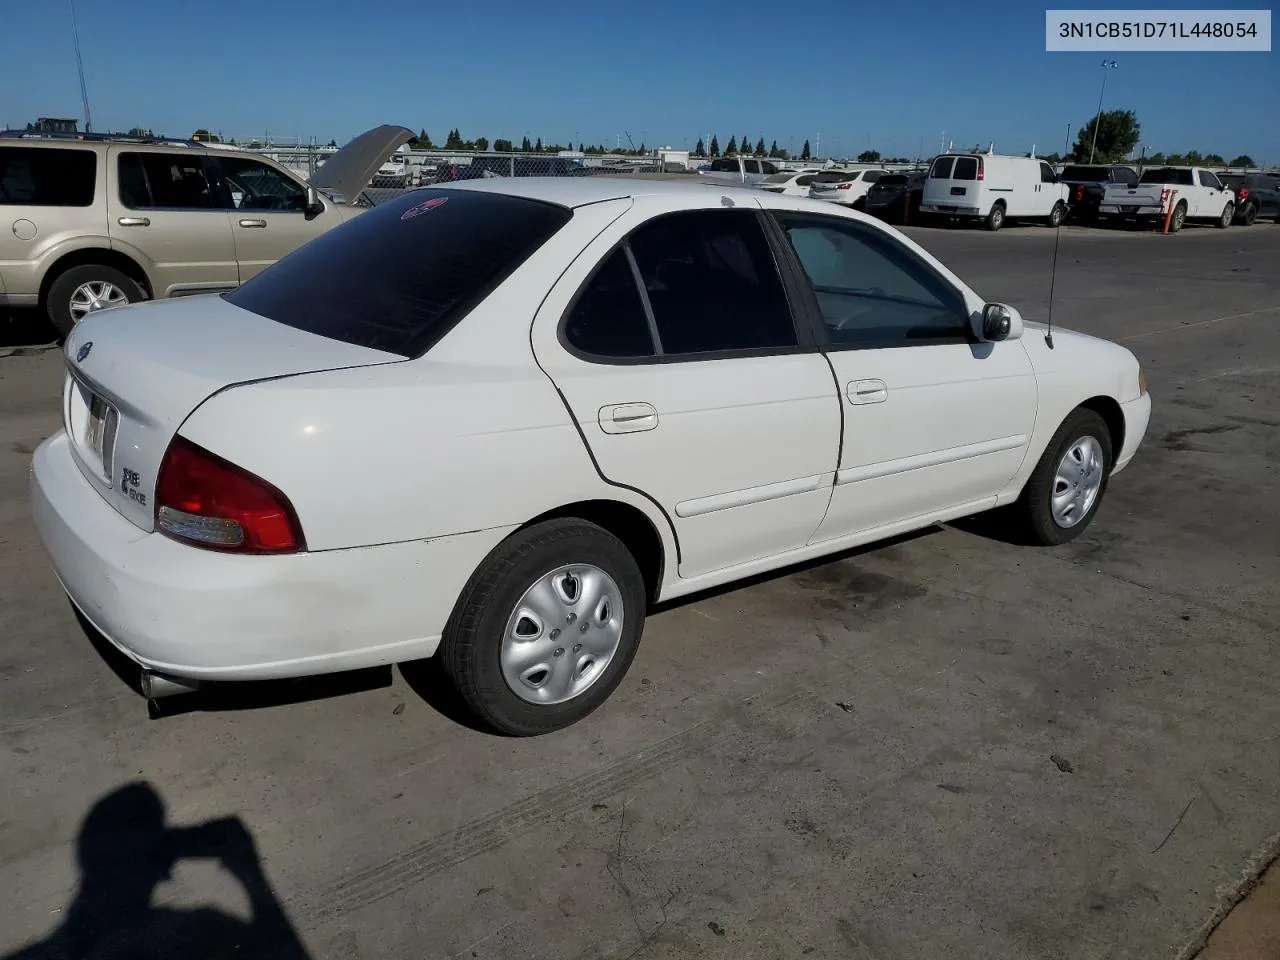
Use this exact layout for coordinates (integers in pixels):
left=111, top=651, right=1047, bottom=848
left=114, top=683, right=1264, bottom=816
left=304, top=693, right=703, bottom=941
left=981, top=302, right=1024, bottom=342
left=304, top=185, right=325, bottom=219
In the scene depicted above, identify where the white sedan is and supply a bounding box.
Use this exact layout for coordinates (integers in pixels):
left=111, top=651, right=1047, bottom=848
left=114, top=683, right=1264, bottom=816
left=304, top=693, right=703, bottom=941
left=809, top=168, right=890, bottom=208
left=31, top=178, right=1151, bottom=735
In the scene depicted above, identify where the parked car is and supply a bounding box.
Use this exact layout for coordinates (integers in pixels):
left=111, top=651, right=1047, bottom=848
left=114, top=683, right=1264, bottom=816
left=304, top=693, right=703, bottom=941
left=0, top=125, right=414, bottom=335
left=31, top=179, right=1151, bottom=735
left=754, top=168, right=827, bottom=196
left=373, top=154, right=408, bottom=187
left=1099, top=167, right=1235, bottom=231
left=863, top=171, right=926, bottom=223
left=1218, top=173, right=1280, bottom=225
left=807, top=169, right=888, bottom=209
left=696, top=156, right=782, bottom=186
left=1057, top=164, right=1138, bottom=222
left=920, top=154, right=1067, bottom=231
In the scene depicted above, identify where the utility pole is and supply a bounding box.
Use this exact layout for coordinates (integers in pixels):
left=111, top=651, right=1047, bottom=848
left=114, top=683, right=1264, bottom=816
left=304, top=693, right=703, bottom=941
left=1088, top=60, right=1118, bottom=164
left=69, top=0, right=92, bottom=132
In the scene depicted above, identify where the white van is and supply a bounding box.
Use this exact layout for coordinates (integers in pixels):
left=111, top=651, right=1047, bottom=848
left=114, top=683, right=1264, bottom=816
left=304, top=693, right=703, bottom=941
left=920, top=153, right=1067, bottom=230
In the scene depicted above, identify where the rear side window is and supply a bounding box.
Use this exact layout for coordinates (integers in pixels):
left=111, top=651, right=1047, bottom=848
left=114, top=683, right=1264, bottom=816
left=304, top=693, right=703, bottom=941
left=929, top=157, right=955, bottom=179
left=564, top=251, right=655, bottom=358
left=0, top=147, right=96, bottom=206
left=226, top=189, right=572, bottom=357
left=952, top=157, right=978, bottom=180
left=119, top=152, right=214, bottom=209
left=627, top=210, right=797, bottom=356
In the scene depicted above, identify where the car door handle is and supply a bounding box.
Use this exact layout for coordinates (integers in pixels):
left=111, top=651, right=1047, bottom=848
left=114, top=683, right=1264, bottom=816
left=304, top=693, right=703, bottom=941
left=116, top=217, right=150, bottom=227
left=599, top=403, right=658, bottom=434
left=847, top=379, right=888, bottom=404
left=238, top=218, right=268, bottom=228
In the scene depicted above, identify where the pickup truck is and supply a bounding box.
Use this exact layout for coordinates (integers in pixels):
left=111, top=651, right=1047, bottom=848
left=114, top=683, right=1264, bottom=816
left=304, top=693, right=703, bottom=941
left=696, top=156, right=783, bottom=186
left=1059, top=164, right=1138, bottom=222
left=1099, top=166, right=1236, bottom=232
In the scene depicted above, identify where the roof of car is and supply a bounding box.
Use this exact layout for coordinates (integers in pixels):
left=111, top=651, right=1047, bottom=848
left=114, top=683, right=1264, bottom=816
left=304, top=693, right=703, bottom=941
left=439, top=175, right=759, bottom=208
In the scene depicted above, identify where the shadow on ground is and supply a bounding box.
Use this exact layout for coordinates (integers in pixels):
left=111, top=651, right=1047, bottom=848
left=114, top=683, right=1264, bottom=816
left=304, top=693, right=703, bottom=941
left=3, top=782, right=310, bottom=960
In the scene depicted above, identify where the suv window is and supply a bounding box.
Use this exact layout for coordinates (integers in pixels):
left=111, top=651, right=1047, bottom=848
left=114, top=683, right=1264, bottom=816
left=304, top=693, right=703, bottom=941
left=626, top=210, right=797, bottom=356
left=862, top=170, right=885, bottom=183
left=119, top=152, right=214, bottom=209
left=214, top=156, right=307, bottom=211
left=952, top=157, right=978, bottom=181
left=1198, top=170, right=1223, bottom=189
left=0, top=147, right=96, bottom=206
left=776, top=214, right=969, bottom=347
left=564, top=250, right=656, bottom=358
left=225, top=189, right=571, bottom=357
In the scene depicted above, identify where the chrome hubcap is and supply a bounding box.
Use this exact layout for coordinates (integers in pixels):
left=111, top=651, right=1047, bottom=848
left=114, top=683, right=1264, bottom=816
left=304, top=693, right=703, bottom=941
left=501, top=564, right=624, bottom=705
left=1051, top=435, right=1104, bottom=528
left=69, top=281, right=127, bottom=322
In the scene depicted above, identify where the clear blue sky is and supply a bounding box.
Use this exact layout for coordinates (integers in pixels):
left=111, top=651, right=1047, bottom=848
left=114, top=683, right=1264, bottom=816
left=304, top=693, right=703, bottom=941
left=4, top=0, right=1276, bottom=162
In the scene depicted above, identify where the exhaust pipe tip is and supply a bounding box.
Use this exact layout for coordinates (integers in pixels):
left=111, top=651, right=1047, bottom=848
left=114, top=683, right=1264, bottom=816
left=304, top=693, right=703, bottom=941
left=140, top=670, right=201, bottom=700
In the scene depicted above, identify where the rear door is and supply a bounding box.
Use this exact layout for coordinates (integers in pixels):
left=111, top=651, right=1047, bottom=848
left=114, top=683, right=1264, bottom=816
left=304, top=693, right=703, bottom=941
left=532, top=202, right=841, bottom=579
left=108, top=148, right=238, bottom=297
left=924, top=155, right=982, bottom=214
left=207, top=155, right=341, bottom=282
left=770, top=211, right=1037, bottom=539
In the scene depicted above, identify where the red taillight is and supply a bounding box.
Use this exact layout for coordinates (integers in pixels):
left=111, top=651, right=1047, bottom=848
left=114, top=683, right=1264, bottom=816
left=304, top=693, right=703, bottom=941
left=976, top=159, right=984, bottom=181
left=1075, top=185, right=1085, bottom=201
left=1237, top=187, right=1249, bottom=201
left=155, top=437, right=304, bottom=554
left=837, top=182, right=852, bottom=190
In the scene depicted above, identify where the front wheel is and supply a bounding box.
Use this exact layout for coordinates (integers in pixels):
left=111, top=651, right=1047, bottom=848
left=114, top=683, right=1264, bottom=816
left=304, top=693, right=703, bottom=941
left=1014, top=408, right=1113, bottom=546
left=439, top=518, right=646, bottom=736
left=1048, top=202, right=1066, bottom=228
left=1217, top=202, right=1234, bottom=229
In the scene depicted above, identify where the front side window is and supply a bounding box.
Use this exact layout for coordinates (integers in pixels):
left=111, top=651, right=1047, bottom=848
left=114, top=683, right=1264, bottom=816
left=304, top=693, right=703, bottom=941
left=0, top=147, right=96, bottom=206
left=1040, top=162, right=1057, bottom=183
left=118, top=152, right=214, bottom=209
left=776, top=214, right=969, bottom=348
left=626, top=210, right=797, bottom=356
left=1198, top=170, right=1223, bottom=189
left=226, top=189, right=571, bottom=357
left=215, top=157, right=307, bottom=211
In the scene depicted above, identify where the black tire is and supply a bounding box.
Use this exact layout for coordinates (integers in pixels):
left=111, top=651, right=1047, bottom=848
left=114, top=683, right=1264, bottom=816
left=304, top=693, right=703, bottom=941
left=46, top=264, right=146, bottom=338
left=985, top=202, right=1006, bottom=232
left=1048, top=201, right=1066, bottom=228
left=1015, top=408, right=1113, bottom=546
left=1238, top=202, right=1257, bottom=226
left=439, top=518, right=646, bottom=736
left=1168, top=202, right=1187, bottom=233
left=850, top=197, right=867, bottom=213
left=1216, top=202, right=1234, bottom=229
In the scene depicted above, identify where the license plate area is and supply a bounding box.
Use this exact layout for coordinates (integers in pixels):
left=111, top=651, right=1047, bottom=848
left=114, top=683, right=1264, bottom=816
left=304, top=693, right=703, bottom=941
left=66, top=375, right=118, bottom=482
left=950, top=186, right=967, bottom=196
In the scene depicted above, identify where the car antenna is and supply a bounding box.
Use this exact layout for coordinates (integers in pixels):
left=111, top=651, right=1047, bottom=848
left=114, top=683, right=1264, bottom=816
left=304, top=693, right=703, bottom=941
left=1045, top=189, right=1063, bottom=350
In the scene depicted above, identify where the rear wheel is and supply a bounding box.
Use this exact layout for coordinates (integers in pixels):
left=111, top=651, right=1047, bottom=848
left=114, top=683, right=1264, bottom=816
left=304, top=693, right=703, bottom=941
left=1168, top=202, right=1187, bottom=233
left=46, top=264, right=146, bottom=338
left=1015, top=408, right=1113, bottom=546
left=439, top=518, right=646, bottom=736
left=1217, top=202, right=1234, bottom=228
left=985, top=202, right=1006, bottom=232
left=1239, top=202, right=1257, bottom=226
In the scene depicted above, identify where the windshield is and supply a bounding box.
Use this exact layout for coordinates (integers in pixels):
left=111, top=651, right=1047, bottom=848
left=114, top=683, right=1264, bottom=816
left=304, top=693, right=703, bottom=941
left=225, top=189, right=572, bottom=357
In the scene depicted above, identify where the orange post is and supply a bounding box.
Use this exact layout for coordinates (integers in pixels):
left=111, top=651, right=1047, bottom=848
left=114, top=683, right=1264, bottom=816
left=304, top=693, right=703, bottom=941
left=1162, top=189, right=1179, bottom=234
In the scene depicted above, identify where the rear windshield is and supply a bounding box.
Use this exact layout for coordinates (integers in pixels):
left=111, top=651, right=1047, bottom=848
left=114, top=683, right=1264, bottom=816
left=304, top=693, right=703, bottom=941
left=952, top=157, right=978, bottom=180
left=1219, top=175, right=1246, bottom=188
left=929, top=157, right=955, bottom=178
left=874, top=174, right=909, bottom=186
left=1139, top=167, right=1195, bottom=186
left=1060, top=166, right=1110, bottom=181
left=0, top=146, right=97, bottom=206
left=225, top=189, right=572, bottom=357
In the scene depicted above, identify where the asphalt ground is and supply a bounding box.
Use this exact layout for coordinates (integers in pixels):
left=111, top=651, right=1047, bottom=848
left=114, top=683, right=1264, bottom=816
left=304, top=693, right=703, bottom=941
left=2, top=219, right=1278, bottom=960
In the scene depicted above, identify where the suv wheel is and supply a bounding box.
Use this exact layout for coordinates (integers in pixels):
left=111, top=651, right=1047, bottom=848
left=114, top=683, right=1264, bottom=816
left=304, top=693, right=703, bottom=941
left=1239, top=202, right=1257, bottom=226
left=47, top=265, right=146, bottom=338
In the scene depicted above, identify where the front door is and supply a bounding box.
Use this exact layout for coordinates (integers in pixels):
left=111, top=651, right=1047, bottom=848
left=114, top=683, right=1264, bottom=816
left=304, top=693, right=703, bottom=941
left=770, top=211, right=1038, bottom=543
left=207, top=155, right=338, bottom=282
left=108, top=149, right=238, bottom=297
left=533, top=205, right=841, bottom=579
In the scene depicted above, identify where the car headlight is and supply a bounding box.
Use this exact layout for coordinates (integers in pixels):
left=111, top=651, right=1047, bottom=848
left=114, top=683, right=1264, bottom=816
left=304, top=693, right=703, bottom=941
left=1138, top=365, right=1148, bottom=395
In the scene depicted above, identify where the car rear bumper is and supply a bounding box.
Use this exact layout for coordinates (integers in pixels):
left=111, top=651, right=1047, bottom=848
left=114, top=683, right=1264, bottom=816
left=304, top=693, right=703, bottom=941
left=1098, top=203, right=1162, bottom=216
left=31, top=431, right=511, bottom=682
left=1112, top=392, right=1151, bottom=476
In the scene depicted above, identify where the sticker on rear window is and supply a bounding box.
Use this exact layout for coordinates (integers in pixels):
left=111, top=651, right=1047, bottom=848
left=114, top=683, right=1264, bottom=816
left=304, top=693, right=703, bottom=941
left=401, top=196, right=449, bottom=220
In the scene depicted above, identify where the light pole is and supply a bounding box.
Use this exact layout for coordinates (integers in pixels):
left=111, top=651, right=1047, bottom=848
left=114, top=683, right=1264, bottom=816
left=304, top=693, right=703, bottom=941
left=1088, top=59, right=1118, bottom=164
left=69, top=0, right=93, bottom=132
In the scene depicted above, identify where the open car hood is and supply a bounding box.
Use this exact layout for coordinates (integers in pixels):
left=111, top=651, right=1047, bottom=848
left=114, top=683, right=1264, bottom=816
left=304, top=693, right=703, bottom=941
left=309, top=124, right=414, bottom=203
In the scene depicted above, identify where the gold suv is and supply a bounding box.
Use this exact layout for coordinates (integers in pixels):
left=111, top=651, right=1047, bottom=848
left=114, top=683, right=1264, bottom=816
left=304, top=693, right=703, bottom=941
left=0, top=125, right=412, bottom=335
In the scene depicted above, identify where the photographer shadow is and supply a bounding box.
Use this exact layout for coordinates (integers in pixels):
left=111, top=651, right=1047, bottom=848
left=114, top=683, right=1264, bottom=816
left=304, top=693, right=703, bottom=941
left=5, top=782, right=310, bottom=960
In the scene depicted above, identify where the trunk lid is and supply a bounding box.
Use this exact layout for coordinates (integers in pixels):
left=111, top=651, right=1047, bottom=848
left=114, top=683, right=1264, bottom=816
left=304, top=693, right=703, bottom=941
left=61, top=295, right=402, bottom=532
left=308, top=124, right=415, bottom=203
